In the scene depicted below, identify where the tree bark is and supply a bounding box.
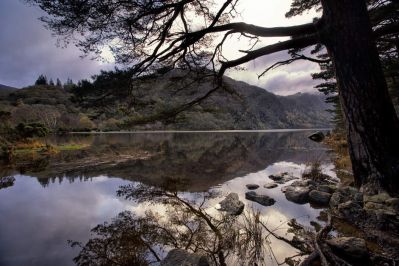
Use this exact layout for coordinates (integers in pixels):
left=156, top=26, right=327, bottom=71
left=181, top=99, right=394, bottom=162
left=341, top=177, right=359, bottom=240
left=320, top=0, right=399, bottom=195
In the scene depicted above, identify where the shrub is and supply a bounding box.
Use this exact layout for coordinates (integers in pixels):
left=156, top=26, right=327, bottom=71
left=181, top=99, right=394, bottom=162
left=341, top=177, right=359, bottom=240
left=15, top=123, right=49, bottom=138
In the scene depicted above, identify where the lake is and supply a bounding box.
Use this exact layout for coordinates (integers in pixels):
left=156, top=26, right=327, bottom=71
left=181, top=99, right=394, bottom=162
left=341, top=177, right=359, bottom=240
left=0, top=130, right=335, bottom=266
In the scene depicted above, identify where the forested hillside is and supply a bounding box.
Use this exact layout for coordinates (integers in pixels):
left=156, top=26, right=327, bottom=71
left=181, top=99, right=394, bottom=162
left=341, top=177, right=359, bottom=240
left=0, top=70, right=331, bottom=131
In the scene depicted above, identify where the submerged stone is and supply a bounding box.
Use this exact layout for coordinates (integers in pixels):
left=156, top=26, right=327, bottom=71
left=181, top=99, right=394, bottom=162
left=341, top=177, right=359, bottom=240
left=219, top=193, right=244, bottom=215
left=245, top=191, right=275, bottom=206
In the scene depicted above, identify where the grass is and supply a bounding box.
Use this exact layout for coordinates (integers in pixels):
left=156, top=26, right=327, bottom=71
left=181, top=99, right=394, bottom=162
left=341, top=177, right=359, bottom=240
left=324, top=132, right=354, bottom=185
left=12, top=142, right=88, bottom=154
left=57, top=144, right=89, bottom=151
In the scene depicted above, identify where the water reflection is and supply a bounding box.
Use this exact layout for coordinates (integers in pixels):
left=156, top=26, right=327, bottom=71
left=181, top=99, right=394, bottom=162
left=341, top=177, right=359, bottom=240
left=71, top=179, right=314, bottom=266
left=0, top=131, right=332, bottom=266
left=4, top=131, right=330, bottom=191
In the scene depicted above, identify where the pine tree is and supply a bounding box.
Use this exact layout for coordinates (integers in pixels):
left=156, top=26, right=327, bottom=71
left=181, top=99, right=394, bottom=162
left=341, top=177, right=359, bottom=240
left=56, top=78, right=62, bottom=88
left=26, top=0, right=399, bottom=193
left=35, top=74, right=48, bottom=86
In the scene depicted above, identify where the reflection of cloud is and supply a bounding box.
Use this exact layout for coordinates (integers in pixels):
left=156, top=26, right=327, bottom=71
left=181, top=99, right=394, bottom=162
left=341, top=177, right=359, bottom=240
left=0, top=175, right=133, bottom=266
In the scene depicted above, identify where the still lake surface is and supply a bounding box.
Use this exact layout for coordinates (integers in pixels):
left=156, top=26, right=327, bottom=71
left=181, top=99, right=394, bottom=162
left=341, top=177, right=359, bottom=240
left=0, top=130, right=335, bottom=266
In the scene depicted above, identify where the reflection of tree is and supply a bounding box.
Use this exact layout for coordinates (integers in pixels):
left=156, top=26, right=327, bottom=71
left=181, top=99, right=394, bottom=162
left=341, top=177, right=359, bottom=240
left=27, top=132, right=329, bottom=191
left=71, top=180, right=313, bottom=266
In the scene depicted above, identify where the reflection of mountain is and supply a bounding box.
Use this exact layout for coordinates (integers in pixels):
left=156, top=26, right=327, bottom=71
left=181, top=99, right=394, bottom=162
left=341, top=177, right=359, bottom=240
left=22, top=132, right=330, bottom=191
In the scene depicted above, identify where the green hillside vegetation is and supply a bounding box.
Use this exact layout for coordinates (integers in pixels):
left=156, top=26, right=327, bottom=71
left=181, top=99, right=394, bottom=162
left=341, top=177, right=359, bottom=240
left=0, top=70, right=332, bottom=135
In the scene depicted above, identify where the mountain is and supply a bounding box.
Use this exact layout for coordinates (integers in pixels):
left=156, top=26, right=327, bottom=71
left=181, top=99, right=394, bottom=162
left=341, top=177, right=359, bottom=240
left=0, top=71, right=332, bottom=130
left=123, top=70, right=332, bottom=130
left=0, top=84, right=18, bottom=97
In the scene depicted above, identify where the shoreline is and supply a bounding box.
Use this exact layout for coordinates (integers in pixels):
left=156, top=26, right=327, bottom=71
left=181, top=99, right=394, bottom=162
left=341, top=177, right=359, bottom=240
left=68, top=128, right=332, bottom=134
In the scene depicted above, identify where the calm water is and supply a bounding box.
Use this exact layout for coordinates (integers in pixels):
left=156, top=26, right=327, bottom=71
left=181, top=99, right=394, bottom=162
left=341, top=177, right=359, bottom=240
left=0, top=131, right=334, bottom=266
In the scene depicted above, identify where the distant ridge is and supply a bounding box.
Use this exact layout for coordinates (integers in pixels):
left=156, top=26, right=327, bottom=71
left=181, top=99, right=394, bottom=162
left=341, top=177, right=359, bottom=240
left=0, top=84, right=18, bottom=97
left=0, top=84, right=18, bottom=90
left=0, top=72, right=332, bottom=130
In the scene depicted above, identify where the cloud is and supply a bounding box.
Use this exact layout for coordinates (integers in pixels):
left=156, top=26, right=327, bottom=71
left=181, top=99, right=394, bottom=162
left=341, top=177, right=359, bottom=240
left=0, top=0, right=321, bottom=95
left=227, top=51, right=321, bottom=95
left=0, top=0, right=113, bottom=88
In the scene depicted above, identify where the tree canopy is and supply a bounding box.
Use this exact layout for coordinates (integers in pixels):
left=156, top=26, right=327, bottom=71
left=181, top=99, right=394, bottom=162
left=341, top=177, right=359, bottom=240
left=26, top=0, right=398, bottom=80
left=26, top=0, right=399, bottom=194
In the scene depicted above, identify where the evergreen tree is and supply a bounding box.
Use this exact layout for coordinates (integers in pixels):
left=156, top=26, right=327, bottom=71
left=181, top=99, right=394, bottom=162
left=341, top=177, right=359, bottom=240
left=49, top=78, right=55, bottom=86
left=311, top=56, right=345, bottom=131
left=26, top=0, right=399, bottom=193
left=56, top=78, right=62, bottom=88
left=63, top=78, right=76, bottom=91
left=35, top=74, right=48, bottom=86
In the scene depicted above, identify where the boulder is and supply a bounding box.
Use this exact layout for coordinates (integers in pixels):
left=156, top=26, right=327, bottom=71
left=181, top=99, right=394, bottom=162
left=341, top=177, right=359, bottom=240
left=364, top=192, right=390, bottom=204
left=364, top=202, right=386, bottom=211
left=291, top=179, right=317, bottom=189
left=161, top=249, right=209, bottom=266
left=330, top=186, right=361, bottom=208
left=219, top=193, right=244, bottom=215
left=337, top=201, right=365, bottom=223
left=284, top=186, right=310, bottom=204
left=326, top=237, right=369, bottom=264
left=318, top=184, right=336, bottom=194
left=245, top=191, right=275, bottom=206
left=386, top=198, right=399, bottom=211
left=308, top=131, right=325, bottom=142
left=290, top=180, right=308, bottom=187
left=329, top=192, right=342, bottom=208
left=309, top=190, right=332, bottom=205
left=274, top=175, right=297, bottom=184
left=269, top=172, right=299, bottom=184
left=269, top=174, right=284, bottom=181
left=264, top=182, right=278, bottom=189
left=246, top=184, right=260, bottom=190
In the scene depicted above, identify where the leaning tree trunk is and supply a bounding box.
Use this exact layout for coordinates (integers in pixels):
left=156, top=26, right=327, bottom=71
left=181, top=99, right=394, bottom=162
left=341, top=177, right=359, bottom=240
left=320, top=0, right=399, bottom=195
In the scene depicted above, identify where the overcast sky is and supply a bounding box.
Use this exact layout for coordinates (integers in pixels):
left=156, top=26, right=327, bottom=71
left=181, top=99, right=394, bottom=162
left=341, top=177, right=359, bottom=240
left=0, top=0, right=321, bottom=95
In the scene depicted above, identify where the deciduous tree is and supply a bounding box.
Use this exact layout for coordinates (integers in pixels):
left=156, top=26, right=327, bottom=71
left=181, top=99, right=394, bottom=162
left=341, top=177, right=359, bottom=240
left=27, top=0, right=399, bottom=194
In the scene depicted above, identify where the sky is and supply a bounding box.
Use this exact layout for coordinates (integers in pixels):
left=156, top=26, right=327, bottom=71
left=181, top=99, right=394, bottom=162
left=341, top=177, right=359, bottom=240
left=0, top=0, right=321, bottom=95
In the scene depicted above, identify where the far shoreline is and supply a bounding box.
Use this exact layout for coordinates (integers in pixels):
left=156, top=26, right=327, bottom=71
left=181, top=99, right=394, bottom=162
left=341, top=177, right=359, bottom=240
left=68, top=128, right=332, bottom=134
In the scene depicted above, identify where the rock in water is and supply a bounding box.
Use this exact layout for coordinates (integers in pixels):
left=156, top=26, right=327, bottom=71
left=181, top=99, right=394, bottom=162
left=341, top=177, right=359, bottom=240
left=245, top=191, right=275, bottom=206
left=0, top=176, right=15, bottom=189
left=161, top=249, right=209, bottom=266
left=309, top=190, right=332, bottom=205
left=269, top=174, right=284, bottom=181
left=219, top=193, right=244, bottom=215
left=264, top=182, right=278, bottom=189
left=269, top=172, right=298, bottom=184
left=308, top=131, right=325, bottom=142
left=246, top=184, right=260, bottom=190
left=326, top=237, right=369, bottom=264
left=284, top=186, right=310, bottom=204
